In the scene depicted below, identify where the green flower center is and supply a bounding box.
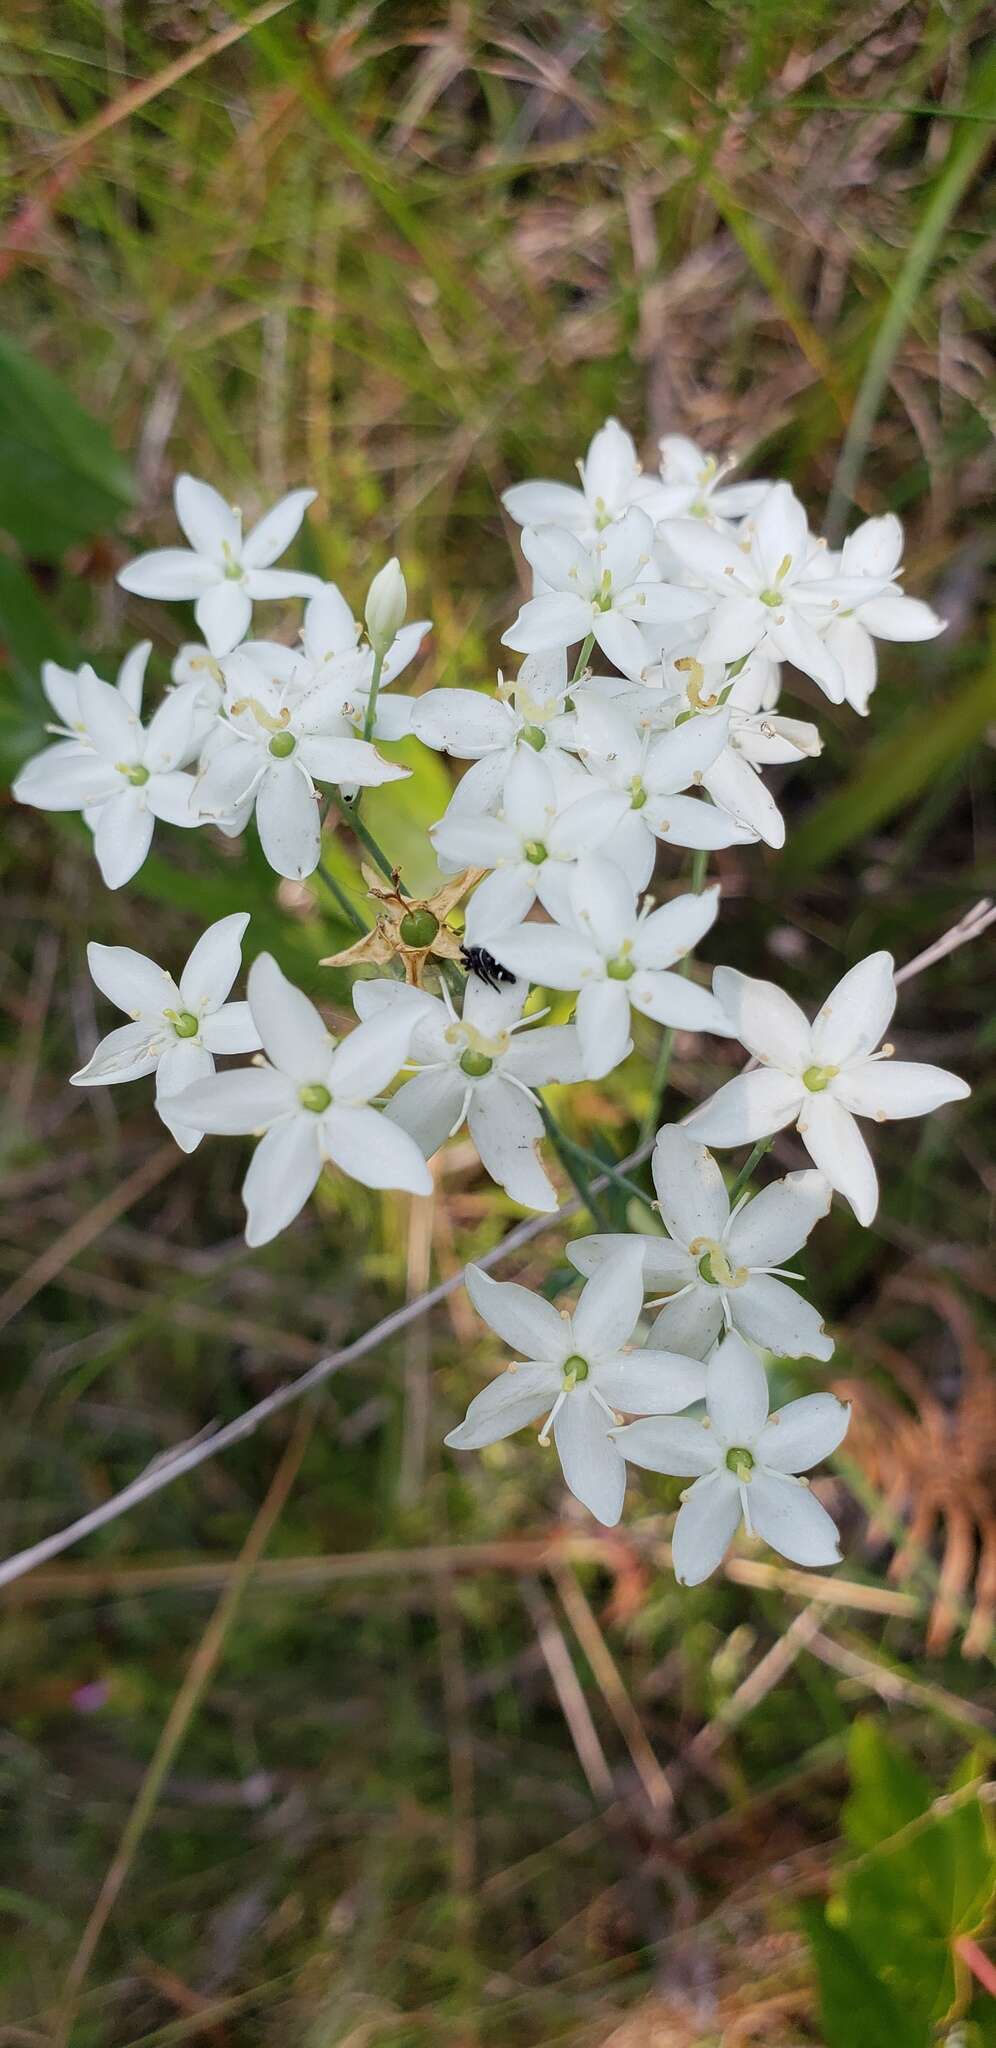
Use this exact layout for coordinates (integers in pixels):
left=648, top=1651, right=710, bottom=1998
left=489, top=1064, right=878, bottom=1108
left=520, top=724, right=546, bottom=752
left=400, top=908, right=439, bottom=948
left=759, top=588, right=782, bottom=607
left=269, top=731, right=297, bottom=758
left=607, top=956, right=635, bottom=981
left=803, top=1063, right=837, bottom=1092
left=693, top=1239, right=747, bottom=1290
left=124, top=763, right=149, bottom=786
left=629, top=777, right=647, bottom=810
left=562, top=1353, right=589, bottom=1388
left=171, top=1011, right=200, bottom=1040
left=725, top=1446, right=755, bottom=1482
left=524, top=840, right=547, bottom=865
left=299, top=1082, right=332, bottom=1113
left=459, top=1049, right=493, bottom=1078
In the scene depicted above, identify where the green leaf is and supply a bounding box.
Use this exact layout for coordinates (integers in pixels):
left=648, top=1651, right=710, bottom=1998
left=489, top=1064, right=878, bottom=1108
left=801, top=1900, right=914, bottom=2048
left=0, top=336, right=133, bottom=560
left=0, top=555, right=74, bottom=775
left=843, top=1717, right=933, bottom=1852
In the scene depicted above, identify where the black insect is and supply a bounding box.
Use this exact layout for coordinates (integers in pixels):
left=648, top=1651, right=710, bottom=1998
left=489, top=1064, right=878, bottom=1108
left=460, top=944, right=516, bottom=991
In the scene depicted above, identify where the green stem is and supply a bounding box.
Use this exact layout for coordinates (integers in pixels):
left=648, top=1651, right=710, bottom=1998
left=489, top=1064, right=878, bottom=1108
left=361, top=648, right=386, bottom=744
left=539, top=1102, right=611, bottom=1229
left=728, top=1135, right=774, bottom=1206
left=317, top=862, right=368, bottom=935
left=639, top=846, right=710, bottom=1143
left=571, top=631, right=595, bottom=684
left=331, top=793, right=409, bottom=894
left=547, top=1128, right=649, bottom=1205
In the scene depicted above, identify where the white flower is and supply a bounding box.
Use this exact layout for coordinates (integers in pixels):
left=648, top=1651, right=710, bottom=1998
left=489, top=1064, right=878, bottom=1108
left=490, top=856, right=729, bottom=1079
left=288, top=584, right=430, bottom=742
left=661, top=482, right=892, bottom=702
left=501, top=509, right=708, bottom=675
left=647, top=435, right=771, bottom=524
left=194, top=647, right=409, bottom=880
left=364, top=557, right=407, bottom=656
left=431, top=747, right=637, bottom=942
left=571, top=690, right=753, bottom=859
left=570, top=1125, right=833, bottom=1360
left=42, top=641, right=149, bottom=737
left=70, top=914, right=261, bottom=1153
left=445, top=1245, right=707, bottom=1524
left=686, top=952, right=970, bottom=1224
left=615, top=1332, right=849, bottom=1580
left=117, top=475, right=322, bottom=657
left=164, top=954, right=431, bottom=1244
left=412, top=651, right=575, bottom=816
left=817, top=513, right=945, bottom=716
left=501, top=418, right=662, bottom=542
left=13, top=663, right=202, bottom=888
left=353, top=968, right=588, bottom=1211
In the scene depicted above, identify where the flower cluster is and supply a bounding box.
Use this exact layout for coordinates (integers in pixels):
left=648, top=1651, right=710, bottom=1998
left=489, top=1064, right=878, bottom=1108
left=13, top=421, right=968, bottom=1586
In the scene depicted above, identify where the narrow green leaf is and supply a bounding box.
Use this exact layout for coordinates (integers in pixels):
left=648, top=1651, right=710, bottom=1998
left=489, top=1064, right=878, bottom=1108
left=0, top=336, right=133, bottom=559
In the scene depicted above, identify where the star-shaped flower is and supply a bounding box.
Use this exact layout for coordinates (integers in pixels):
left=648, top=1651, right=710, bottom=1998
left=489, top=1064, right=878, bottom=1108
left=117, top=474, right=322, bottom=656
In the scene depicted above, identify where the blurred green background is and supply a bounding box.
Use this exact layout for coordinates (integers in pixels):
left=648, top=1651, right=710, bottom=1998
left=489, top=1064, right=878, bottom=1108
left=1, top=4, right=994, bottom=2042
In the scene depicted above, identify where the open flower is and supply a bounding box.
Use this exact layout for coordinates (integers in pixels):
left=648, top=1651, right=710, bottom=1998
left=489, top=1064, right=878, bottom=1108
left=431, top=746, right=636, bottom=941
left=13, top=664, right=202, bottom=888
left=569, top=1125, right=832, bottom=1360
left=288, top=583, right=430, bottom=742
left=353, top=968, right=587, bottom=1211
left=194, top=647, right=409, bottom=879
left=615, top=1331, right=850, bottom=1580
left=816, top=513, right=946, bottom=715
left=661, top=483, right=892, bottom=702
left=628, top=651, right=822, bottom=850
left=647, top=435, right=771, bottom=524
left=571, top=690, right=753, bottom=858
left=117, top=475, right=322, bottom=656
left=686, top=953, right=969, bottom=1224
left=445, top=1246, right=707, bottom=1524
left=501, top=509, right=707, bottom=675
left=489, top=856, right=729, bottom=1078
left=70, top=914, right=260, bottom=1152
left=164, top=954, right=431, bottom=1243
left=501, top=418, right=662, bottom=542
left=41, top=641, right=149, bottom=738
left=413, top=651, right=575, bottom=816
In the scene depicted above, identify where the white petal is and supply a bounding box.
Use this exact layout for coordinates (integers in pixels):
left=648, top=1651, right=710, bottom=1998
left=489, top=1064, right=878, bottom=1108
left=13, top=742, right=119, bottom=812
left=490, top=923, right=601, bottom=991
left=657, top=520, right=746, bottom=592
left=712, top=966, right=811, bottom=1070
left=465, top=1263, right=571, bottom=1364
left=582, top=419, right=640, bottom=509
left=568, top=1234, right=695, bottom=1292
left=78, top=666, right=142, bottom=762
left=243, top=1116, right=323, bottom=1244
left=733, top=1273, right=833, bottom=1362
left=636, top=884, right=720, bottom=970
left=248, top=953, right=332, bottom=1082
left=811, top=951, right=895, bottom=1065
left=502, top=1024, right=589, bottom=1087
left=302, top=583, right=359, bottom=660
left=86, top=940, right=177, bottom=1020
left=117, top=641, right=151, bottom=714
left=797, top=1092, right=878, bottom=1225
left=321, top=1105, right=432, bottom=1194
left=433, top=813, right=520, bottom=873
left=117, top=547, right=219, bottom=599
left=765, top=611, right=844, bottom=703
left=725, top=1169, right=831, bottom=1267
left=244, top=567, right=323, bottom=601
left=751, top=482, right=810, bottom=583
left=646, top=793, right=753, bottom=851
left=615, top=1416, right=719, bottom=1478
left=696, top=596, right=768, bottom=663
left=327, top=1007, right=419, bottom=1102
left=199, top=1002, right=261, bottom=1054
left=631, top=971, right=731, bottom=1036
left=175, top=475, right=241, bottom=559
left=411, top=689, right=513, bottom=757
left=445, top=1363, right=561, bottom=1448
left=650, top=1287, right=726, bottom=1359
left=840, top=513, right=903, bottom=579
left=569, top=852, right=638, bottom=957
left=747, top=1471, right=841, bottom=1567
left=168, top=1065, right=296, bottom=1133
left=706, top=1331, right=769, bottom=1445
left=571, top=1240, right=644, bottom=1360
left=831, top=1059, right=969, bottom=1120
left=855, top=592, right=944, bottom=642
left=179, top=912, right=249, bottom=1012
left=521, top=524, right=593, bottom=593
left=575, top=981, right=633, bottom=1079
left=501, top=591, right=593, bottom=654
left=386, top=1068, right=466, bottom=1156
left=461, top=970, right=529, bottom=1039
left=255, top=761, right=321, bottom=879
left=71, top=1021, right=163, bottom=1086
left=672, top=1471, right=743, bottom=1584
left=154, top=1039, right=214, bottom=1150
left=591, top=608, right=651, bottom=678
left=93, top=787, right=154, bottom=888
left=195, top=581, right=254, bottom=657
left=596, top=1349, right=706, bottom=1415
left=300, top=735, right=407, bottom=788
left=41, top=661, right=83, bottom=728
left=241, top=487, right=316, bottom=569
left=463, top=867, right=537, bottom=945
left=823, top=616, right=877, bottom=717
left=547, top=790, right=632, bottom=861
left=147, top=769, right=199, bottom=828
left=553, top=1390, right=627, bottom=1525
left=502, top=480, right=589, bottom=528
left=703, top=750, right=784, bottom=848
left=467, top=1078, right=556, bottom=1210
left=652, top=1126, right=729, bottom=1246
left=645, top=714, right=729, bottom=794
left=143, top=685, right=199, bottom=772
left=757, top=1392, right=850, bottom=1474
left=685, top=1067, right=805, bottom=1146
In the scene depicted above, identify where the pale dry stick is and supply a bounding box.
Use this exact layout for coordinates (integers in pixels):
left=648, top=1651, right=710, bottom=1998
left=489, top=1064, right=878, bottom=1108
left=893, top=895, right=995, bottom=984
left=0, top=1143, right=179, bottom=1337
left=807, top=1627, right=996, bottom=1737
left=549, top=1561, right=673, bottom=1812
left=519, top=1577, right=616, bottom=1804
left=397, top=1187, right=435, bottom=1508
left=2, top=894, right=988, bottom=1594
left=50, top=1406, right=316, bottom=2048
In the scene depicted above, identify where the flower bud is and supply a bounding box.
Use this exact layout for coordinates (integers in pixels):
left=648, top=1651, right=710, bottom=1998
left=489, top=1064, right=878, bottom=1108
left=365, top=557, right=407, bottom=656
